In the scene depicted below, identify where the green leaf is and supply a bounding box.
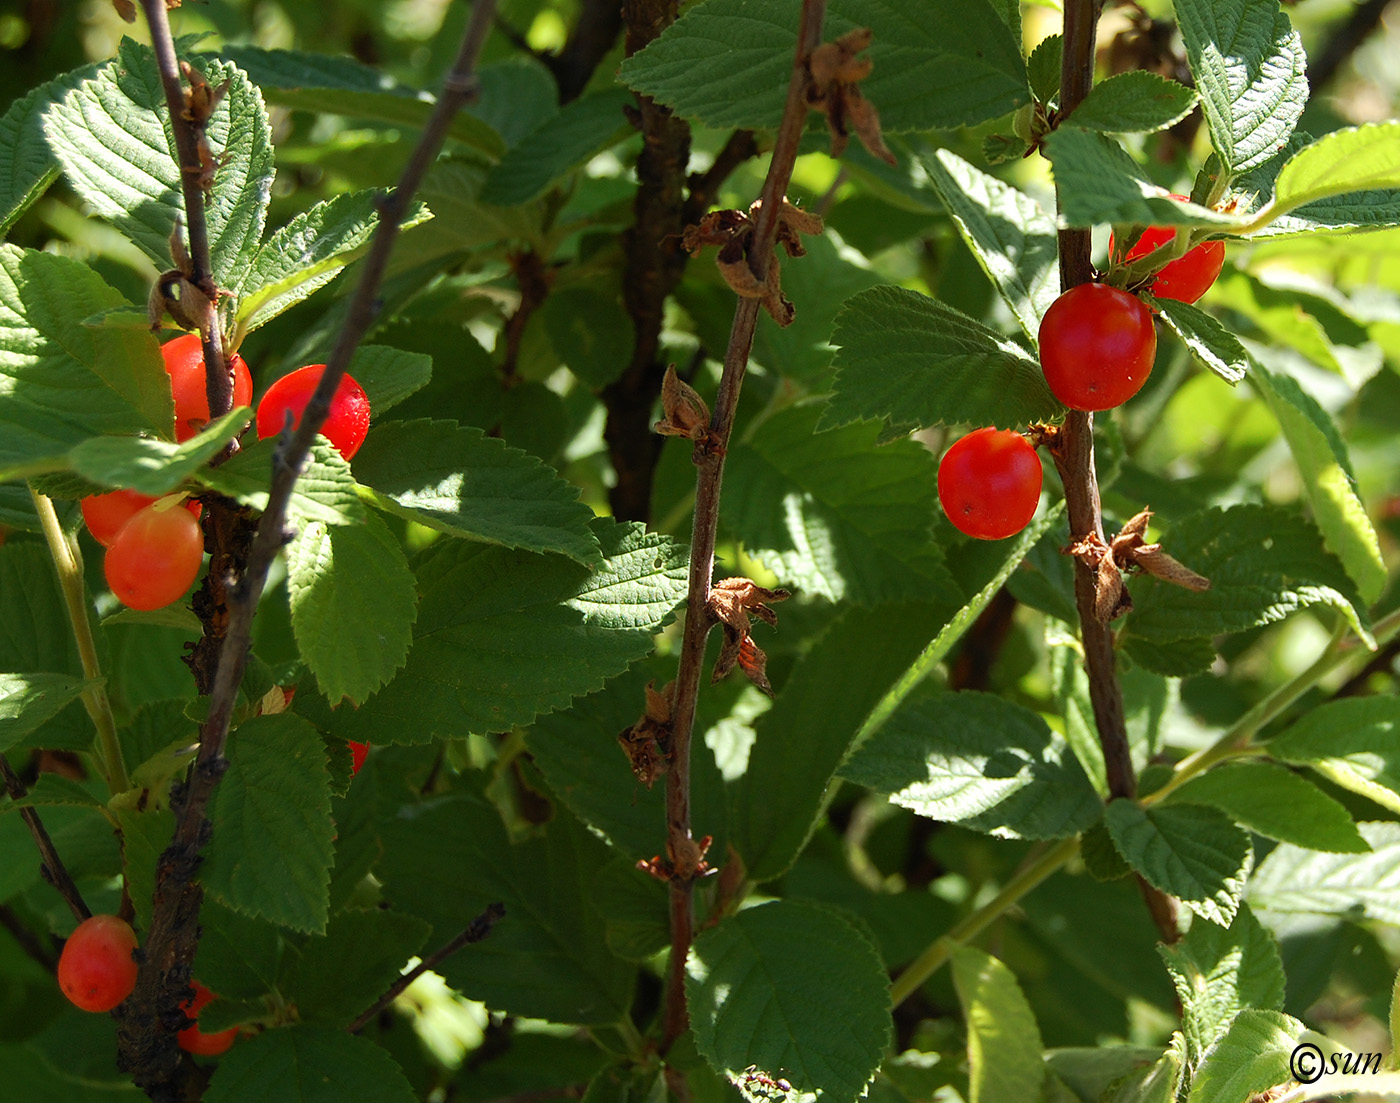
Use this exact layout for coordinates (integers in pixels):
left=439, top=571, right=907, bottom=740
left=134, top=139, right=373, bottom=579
left=1067, top=71, right=1198, bottom=134
left=843, top=689, right=1101, bottom=839
left=344, top=344, right=432, bottom=417
left=0, top=63, right=100, bottom=234
left=1105, top=800, right=1252, bottom=925
left=66, top=408, right=249, bottom=494
left=0, top=246, right=173, bottom=479
left=195, top=438, right=366, bottom=527
left=285, top=909, right=431, bottom=1027
left=0, top=1042, right=142, bottom=1103
left=950, top=944, right=1045, bottom=1103
left=1121, top=504, right=1371, bottom=649
left=1153, top=298, right=1249, bottom=384
left=1175, top=0, right=1307, bottom=175
left=353, top=420, right=600, bottom=564
left=539, top=283, right=633, bottom=390
left=687, top=900, right=891, bottom=1103
left=233, top=192, right=431, bottom=337
left=591, top=860, right=670, bottom=962
left=920, top=147, right=1060, bottom=342
left=1186, top=1009, right=1304, bottom=1103
left=481, top=88, right=633, bottom=205
left=1158, top=905, right=1285, bottom=1064
left=217, top=45, right=504, bottom=158
left=42, top=43, right=274, bottom=287
left=1121, top=635, right=1217, bottom=678
left=0, top=673, right=94, bottom=754
left=328, top=519, right=685, bottom=743
left=618, top=0, right=1027, bottom=134
left=723, top=403, right=956, bottom=605
left=193, top=899, right=284, bottom=1001
left=114, top=805, right=173, bottom=932
left=201, top=713, right=336, bottom=933
left=1, top=770, right=101, bottom=813
left=1049, top=1045, right=1183, bottom=1103
left=285, top=512, right=418, bottom=706
left=1271, top=121, right=1400, bottom=215
left=204, top=1025, right=417, bottom=1103
left=824, top=285, right=1061, bottom=434
left=1167, top=761, right=1368, bottom=853
left=1252, top=365, right=1386, bottom=604
left=1027, top=35, right=1062, bottom=105
left=1268, top=698, right=1400, bottom=816
left=378, top=792, right=635, bottom=1024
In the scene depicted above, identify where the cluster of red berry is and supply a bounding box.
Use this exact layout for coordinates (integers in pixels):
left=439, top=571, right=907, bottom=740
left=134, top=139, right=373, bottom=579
left=58, top=915, right=237, bottom=1056
left=80, top=336, right=371, bottom=611
left=938, top=213, right=1224, bottom=540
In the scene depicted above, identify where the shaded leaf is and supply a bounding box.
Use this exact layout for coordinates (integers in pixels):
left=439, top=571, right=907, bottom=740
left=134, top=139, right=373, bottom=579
left=1248, top=821, right=1400, bottom=924
left=481, top=88, right=633, bottom=205
left=204, top=1026, right=417, bottom=1103
left=0, top=673, right=94, bottom=754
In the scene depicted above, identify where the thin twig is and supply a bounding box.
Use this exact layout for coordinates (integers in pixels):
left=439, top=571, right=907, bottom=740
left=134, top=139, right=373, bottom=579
left=116, top=5, right=499, bottom=1097
left=0, top=754, right=91, bottom=923
left=348, top=903, right=505, bottom=1034
left=658, top=0, right=827, bottom=1055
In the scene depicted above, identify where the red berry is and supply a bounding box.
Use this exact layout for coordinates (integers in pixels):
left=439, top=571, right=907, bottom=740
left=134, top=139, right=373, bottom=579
left=161, top=334, right=253, bottom=442
left=57, top=915, right=139, bottom=1012
left=349, top=741, right=369, bottom=775
left=103, top=500, right=205, bottom=610
left=177, top=981, right=239, bottom=1056
left=81, top=489, right=200, bottom=548
left=255, top=366, right=371, bottom=459
left=938, top=428, right=1042, bottom=540
left=1038, top=283, right=1156, bottom=411
left=1113, top=217, right=1225, bottom=305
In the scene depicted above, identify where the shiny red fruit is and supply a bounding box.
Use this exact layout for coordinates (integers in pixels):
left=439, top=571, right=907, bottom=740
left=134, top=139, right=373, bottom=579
left=255, top=365, right=371, bottom=460
left=349, top=741, right=369, bottom=775
left=161, top=334, right=253, bottom=442
left=57, top=915, right=139, bottom=1013
left=1038, top=283, right=1156, bottom=411
left=104, top=500, right=205, bottom=610
left=938, top=428, right=1042, bottom=540
left=1115, top=224, right=1225, bottom=305
left=177, top=981, right=239, bottom=1056
left=81, top=489, right=200, bottom=548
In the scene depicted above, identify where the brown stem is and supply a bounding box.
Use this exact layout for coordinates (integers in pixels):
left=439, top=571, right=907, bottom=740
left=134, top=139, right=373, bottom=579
left=0, top=754, right=91, bottom=924
left=543, top=0, right=625, bottom=104
left=115, top=6, right=499, bottom=1097
left=348, top=903, right=505, bottom=1034
left=658, top=0, right=827, bottom=1055
left=1054, top=0, right=1178, bottom=944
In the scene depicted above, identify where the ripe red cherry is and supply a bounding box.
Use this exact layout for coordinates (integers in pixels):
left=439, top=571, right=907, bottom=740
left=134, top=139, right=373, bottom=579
left=177, top=981, right=239, bottom=1056
left=81, top=489, right=200, bottom=547
left=57, top=915, right=139, bottom=1012
left=938, top=428, right=1042, bottom=540
left=162, top=334, right=253, bottom=442
left=255, top=366, right=371, bottom=459
left=1113, top=220, right=1225, bottom=305
left=103, top=499, right=205, bottom=610
left=349, top=741, right=369, bottom=775
left=1038, top=283, right=1156, bottom=411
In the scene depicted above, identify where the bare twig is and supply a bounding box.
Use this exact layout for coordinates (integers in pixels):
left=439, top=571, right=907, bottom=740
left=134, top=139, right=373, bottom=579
left=0, top=754, right=91, bottom=924
left=657, top=0, right=827, bottom=1055
left=348, top=903, right=505, bottom=1034
left=116, top=4, right=500, bottom=1097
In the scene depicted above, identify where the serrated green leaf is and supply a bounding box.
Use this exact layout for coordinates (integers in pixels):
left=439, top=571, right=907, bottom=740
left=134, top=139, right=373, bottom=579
left=824, top=285, right=1061, bottom=434
left=1270, top=121, right=1400, bottom=215
left=285, top=512, right=417, bottom=706
left=481, top=88, right=633, bottom=205
left=618, top=0, right=1027, bottom=134
left=216, top=45, right=504, bottom=158
left=723, top=403, right=956, bottom=605
left=1154, top=298, right=1249, bottom=384
left=1175, top=0, right=1307, bottom=175
left=1121, top=635, right=1217, bottom=677
left=1105, top=800, right=1251, bottom=925
left=201, top=713, right=336, bottom=933
left=0, top=63, right=101, bottom=234
left=844, top=689, right=1101, bottom=839
left=233, top=192, right=431, bottom=337
left=1268, top=698, right=1400, bottom=816
left=1122, top=504, right=1370, bottom=648
left=0, top=770, right=101, bottom=813
left=951, top=944, right=1045, bottom=1103
left=286, top=909, right=431, bottom=1027
left=920, top=147, right=1060, bottom=341
left=193, top=899, right=284, bottom=1001
left=1168, top=761, right=1368, bottom=853
left=1068, top=71, right=1198, bottom=134
left=42, top=43, right=274, bottom=287
left=1252, top=365, right=1386, bottom=604
left=0, top=673, right=94, bottom=754
left=1158, top=905, right=1285, bottom=1065
left=205, top=1025, right=417, bottom=1103
left=194, top=438, right=366, bottom=527
left=1027, top=35, right=1062, bottom=105
left=0, top=246, right=173, bottom=478
left=379, top=792, right=635, bottom=1024
left=325, top=519, right=684, bottom=743
left=1186, top=1009, right=1304, bottom=1103
left=353, top=419, right=600, bottom=564
left=345, top=345, right=432, bottom=417
left=687, top=900, right=891, bottom=1103
left=66, top=408, right=249, bottom=494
